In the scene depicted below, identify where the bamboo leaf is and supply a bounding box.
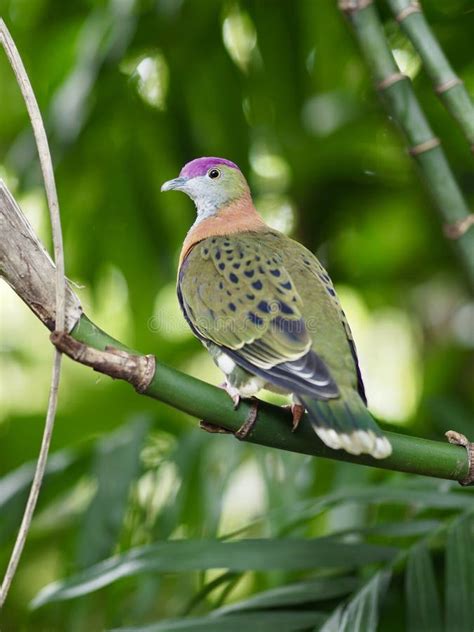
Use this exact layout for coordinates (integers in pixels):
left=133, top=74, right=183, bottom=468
left=322, top=570, right=391, bottom=632
left=32, top=538, right=397, bottom=607
left=76, top=418, right=149, bottom=568
left=445, top=513, right=474, bottom=632
left=0, top=448, right=84, bottom=544
left=109, top=609, right=327, bottom=631
left=215, top=576, right=360, bottom=614
left=405, top=541, right=442, bottom=632
left=334, top=520, right=441, bottom=539
left=279, top=485, right=473, bottom=535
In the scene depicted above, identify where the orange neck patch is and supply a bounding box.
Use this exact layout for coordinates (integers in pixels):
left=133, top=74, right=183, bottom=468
left=179, top=194, right=267, bottom=266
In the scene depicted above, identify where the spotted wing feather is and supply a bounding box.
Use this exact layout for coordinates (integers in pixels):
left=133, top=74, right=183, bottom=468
left=179, top=235, right=339, bottom=399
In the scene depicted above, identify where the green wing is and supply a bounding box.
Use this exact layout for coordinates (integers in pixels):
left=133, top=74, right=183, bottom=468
left=178, top=233, right=339, bottom=398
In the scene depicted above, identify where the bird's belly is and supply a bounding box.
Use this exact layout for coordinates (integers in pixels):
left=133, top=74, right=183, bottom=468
left=215, top=351, right=266, bottom=397
left=217, top=352, right=291, bottom=397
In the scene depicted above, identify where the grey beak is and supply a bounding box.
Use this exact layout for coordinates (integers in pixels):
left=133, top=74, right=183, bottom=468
left=161, top=176, right=188, bottom=192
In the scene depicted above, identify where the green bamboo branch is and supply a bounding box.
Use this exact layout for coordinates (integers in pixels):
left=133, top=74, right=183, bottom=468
left=68, top=315, right=471, bottom=484
left=386, top=0, right=474, bottom=149
left=0, top=179, right=472, bottom=486
left=339, top=1, right=474, bottom=286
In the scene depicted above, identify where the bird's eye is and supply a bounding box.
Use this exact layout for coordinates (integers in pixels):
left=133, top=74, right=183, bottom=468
left=208, top=168, right=220, bottom=179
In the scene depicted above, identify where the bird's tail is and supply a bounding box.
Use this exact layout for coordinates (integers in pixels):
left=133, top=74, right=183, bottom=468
left=299, top=387, right=392, bottom=459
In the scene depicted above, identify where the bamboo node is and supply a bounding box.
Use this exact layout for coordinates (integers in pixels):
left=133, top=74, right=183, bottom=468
left=435, top=77, right=463, bottom=94
left=445, top=431, right=474, bottom=486
left=50, top=332, right=156, bottom=393
left=339, top=0, right=373, bottom=15
left=409, top=137, right=440, bottom=156
left=443, top=214, right=474, bottom=239
left=377, top=72, right=407, bottom=91
left=395, top=2, right=421, bottom=23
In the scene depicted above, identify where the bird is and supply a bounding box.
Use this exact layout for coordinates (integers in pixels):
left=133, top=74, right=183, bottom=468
left=161, top=157, right=392, bottom=459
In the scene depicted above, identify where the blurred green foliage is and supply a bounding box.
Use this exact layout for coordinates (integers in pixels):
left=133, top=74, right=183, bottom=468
left=0, top=0, right=473, bottom=630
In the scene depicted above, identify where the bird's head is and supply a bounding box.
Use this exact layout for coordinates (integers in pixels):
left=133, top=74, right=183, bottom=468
left=161, top=157, right=250, bottom=222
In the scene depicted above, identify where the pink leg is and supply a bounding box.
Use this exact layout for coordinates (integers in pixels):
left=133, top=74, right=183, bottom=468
left=219, top=381, right=241, bottom=409
left=283, top=403, right=305, bottom=431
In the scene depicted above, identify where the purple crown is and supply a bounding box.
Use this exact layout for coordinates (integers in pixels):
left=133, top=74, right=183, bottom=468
left=180, top=157, right=240, bottom=179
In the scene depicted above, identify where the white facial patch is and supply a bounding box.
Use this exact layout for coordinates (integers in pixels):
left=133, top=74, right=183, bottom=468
left=181, top=174, right=238, bottom=224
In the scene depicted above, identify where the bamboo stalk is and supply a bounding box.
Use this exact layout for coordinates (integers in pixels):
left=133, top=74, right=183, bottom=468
left=386, top=0, right=474, bottom=150
left=70, top=314, right=470, bottom=483
left=339, top=1, right=474, bottom=286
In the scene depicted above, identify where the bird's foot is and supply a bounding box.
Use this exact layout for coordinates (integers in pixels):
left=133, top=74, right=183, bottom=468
left=199, top=398, right=259, bottom=439
left=235, top=398, right=259, bottom=440
left=219, top=381, right=241, bottom=409
left=283, top=403, right=305, bottom=431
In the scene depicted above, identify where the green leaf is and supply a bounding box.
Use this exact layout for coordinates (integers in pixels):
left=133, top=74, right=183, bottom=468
left=76, top=418, right=149, bottom=568
left=109, top=610, right=327, bottom=631
left=268, top=484, right=472, bottom=537
left=32, top=538, right=397, bottom=607
left=322, top=570, right=391, bottom=632
left=405, top=542, right=442, bottom=632
left=215, top=576, right=360, bottom=614
left=0, top=448, right=84, bottom=544
left=445, top=513, right=474, bottom=632
left=332, top=519, right=441, bottom=539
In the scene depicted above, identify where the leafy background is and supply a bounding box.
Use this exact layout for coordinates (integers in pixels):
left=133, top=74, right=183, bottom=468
left=0, top=0, right=473, bottom=630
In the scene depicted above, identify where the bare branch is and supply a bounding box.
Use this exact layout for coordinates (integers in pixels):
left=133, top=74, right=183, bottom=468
left=0, top=181, right=82, bottom=331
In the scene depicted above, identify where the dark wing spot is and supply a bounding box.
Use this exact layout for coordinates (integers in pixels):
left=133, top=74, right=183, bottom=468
left=257, top=300, right=270, bottom=313
left=326, top=287, right=336, bottom=297
left=233, top=262, right=241, bottom=269
left=270, top=269, right=281, bottom=277
left=228, top=302, right=236, bottom=312
left=248, top=312, right=263, bottom=326
left=252, top=280, right=263, bottom=290
left=280, top=281, right=292, bottom=290
left=246, top=293, right=255, bottom=300
left=218, top=263, right=225, bottom=271
left=279, top=301, right=294, bottom=315
left=229, top=273, right=239, bottom=284
left=244, top=269, right=255, bottom=278
left=215, top=250, right=221, bottom=260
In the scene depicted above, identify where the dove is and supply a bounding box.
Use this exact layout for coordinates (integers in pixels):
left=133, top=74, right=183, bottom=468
left=162, top=157, right=391, bottom=458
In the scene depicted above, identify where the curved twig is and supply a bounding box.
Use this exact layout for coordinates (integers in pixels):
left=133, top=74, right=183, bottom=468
left=0, top=19, right=66, bottom=607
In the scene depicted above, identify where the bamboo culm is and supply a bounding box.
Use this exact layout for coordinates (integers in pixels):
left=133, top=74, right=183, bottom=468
left=340, top=2, right=474, bottom=286
left=386, top=0, right=474, bottom=149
